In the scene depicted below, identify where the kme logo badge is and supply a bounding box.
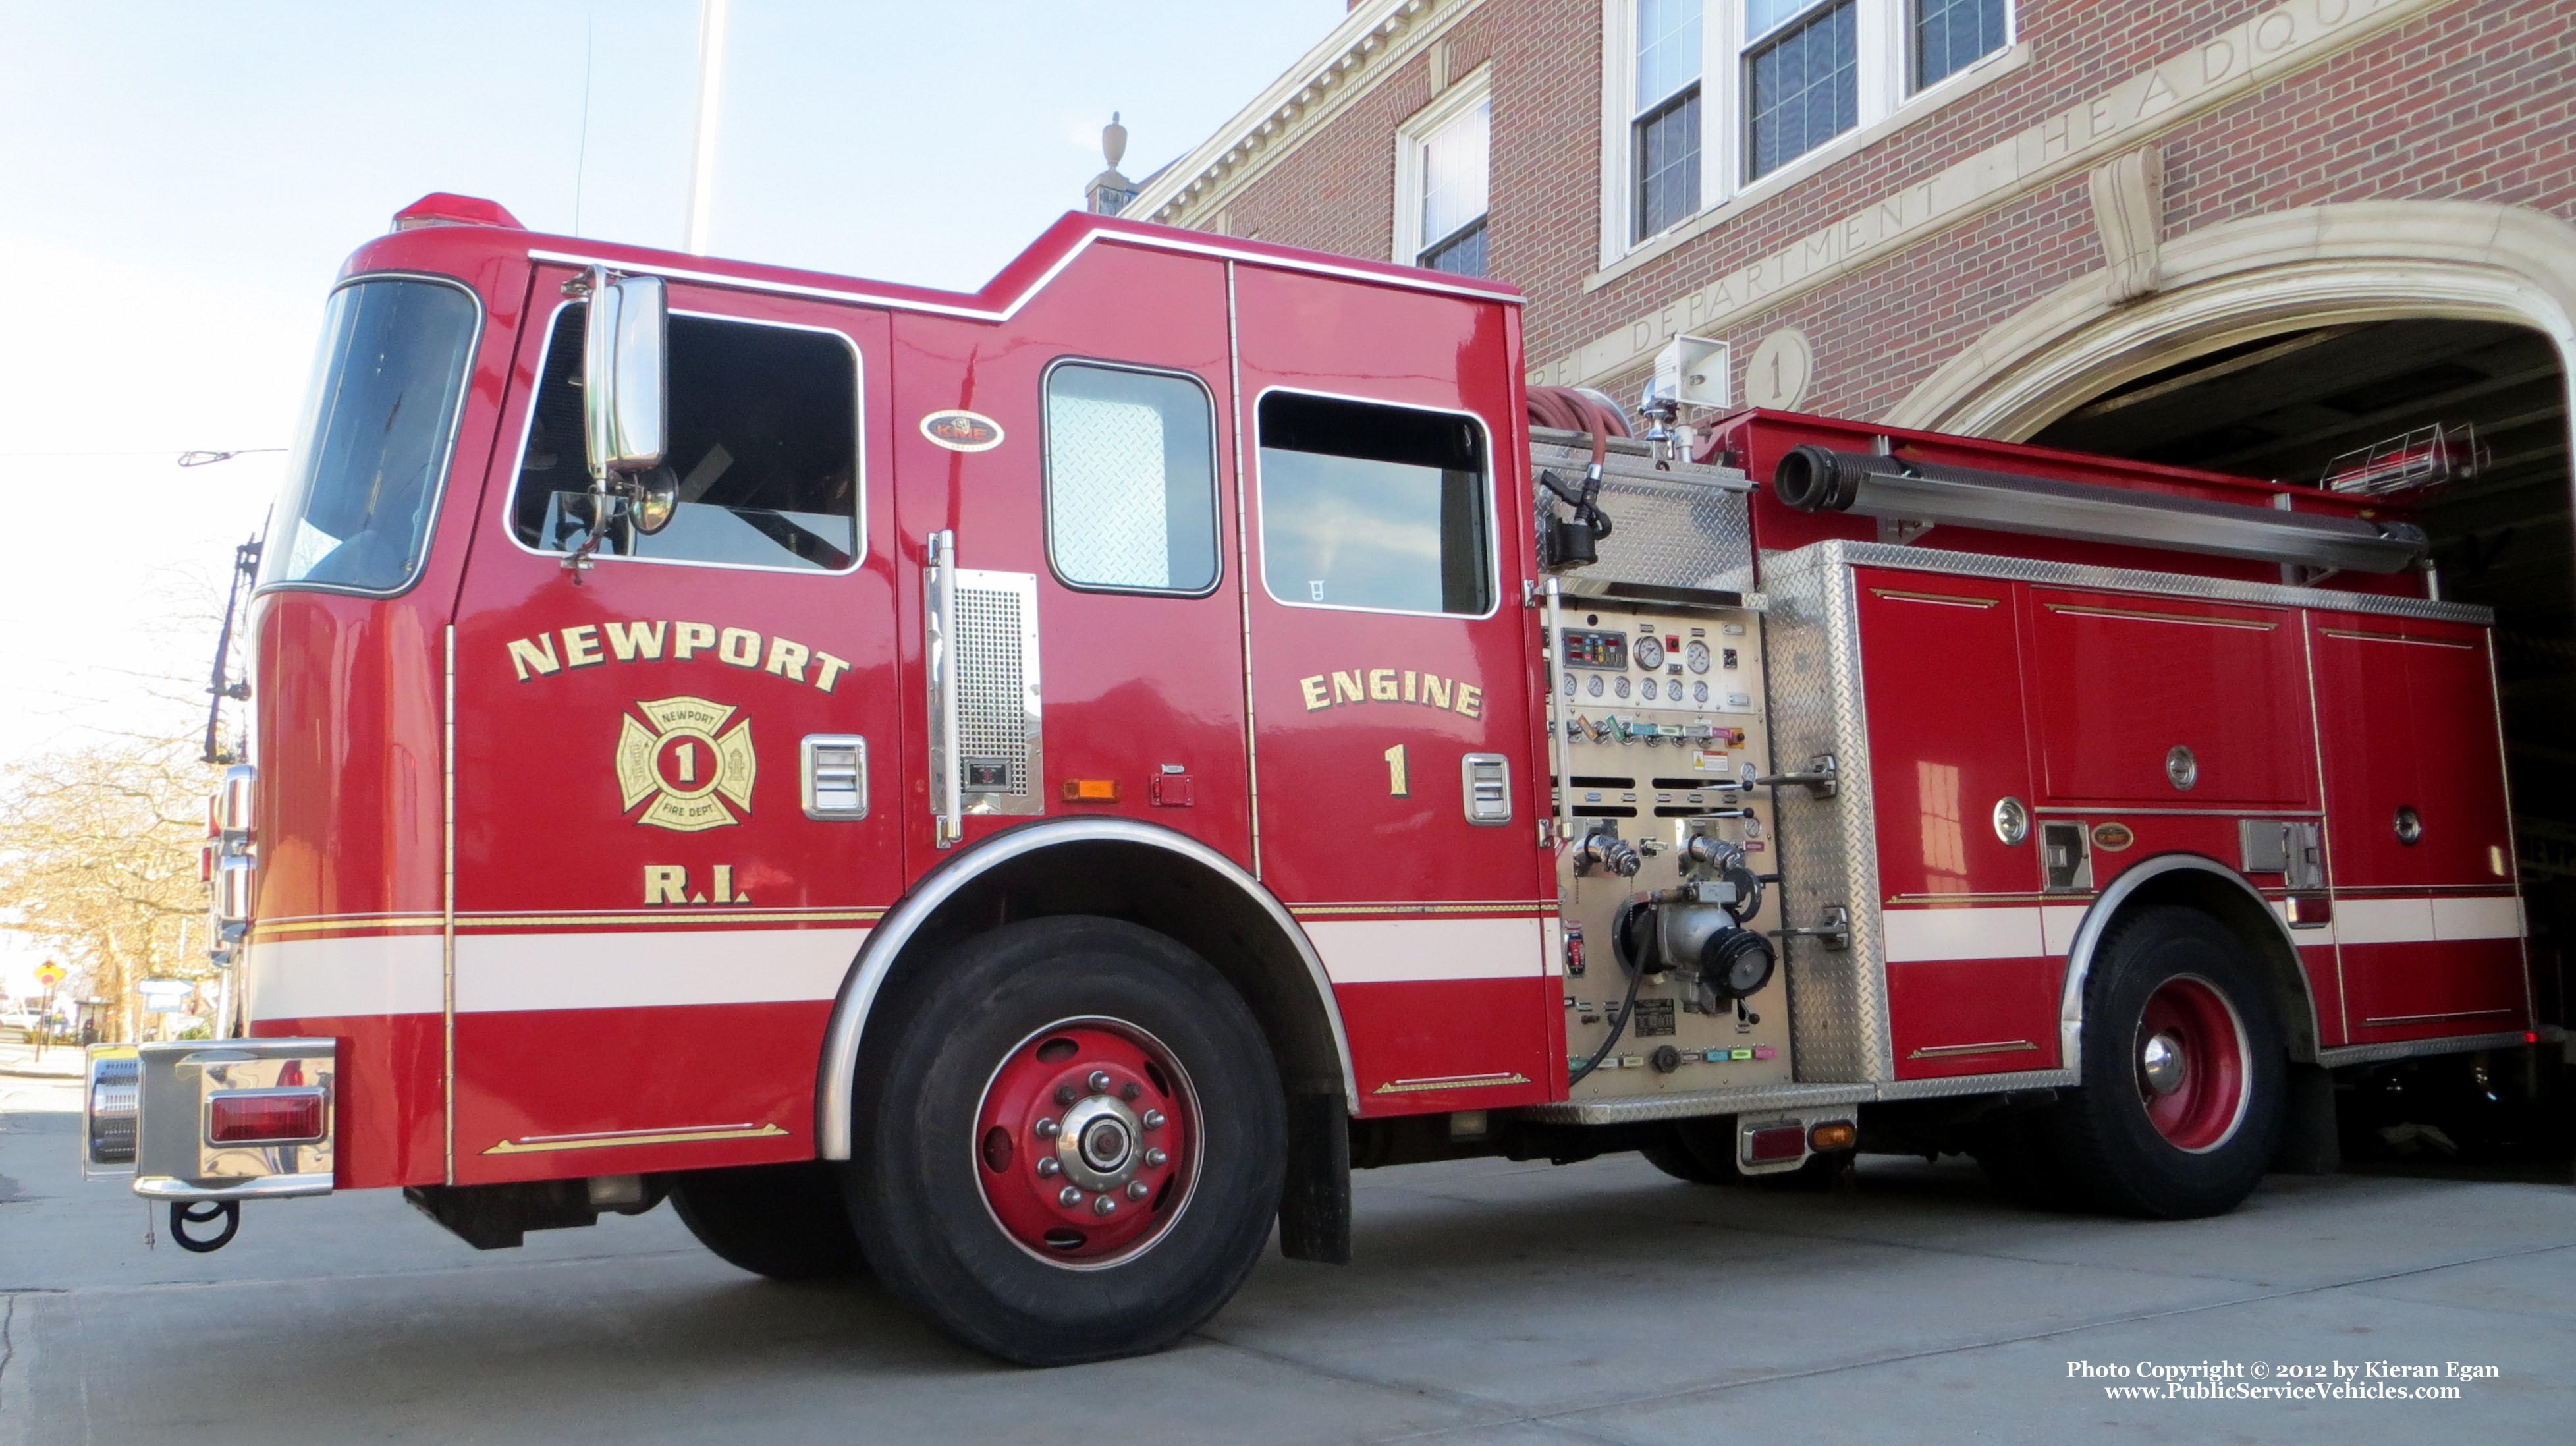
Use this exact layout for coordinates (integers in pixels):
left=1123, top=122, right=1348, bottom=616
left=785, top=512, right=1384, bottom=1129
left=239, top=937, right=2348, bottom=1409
left=616, top=696, right=756, bottom=831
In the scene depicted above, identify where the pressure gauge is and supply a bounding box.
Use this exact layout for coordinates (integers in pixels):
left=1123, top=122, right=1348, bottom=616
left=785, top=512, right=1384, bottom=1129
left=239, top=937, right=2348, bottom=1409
left=1563, top=672, right=1578, bottom=697
left=1640, top=677, right=1658, bottom=701
left=1587, top=674, right=1604, bottom=697
left=1693, top=681, right=1709, bottom=704
left=1685, top=640, right=1713, bottom=674
left=1613, top=675, right=1631, bottom=699
left=1634, top=635, right=1666, bottom=670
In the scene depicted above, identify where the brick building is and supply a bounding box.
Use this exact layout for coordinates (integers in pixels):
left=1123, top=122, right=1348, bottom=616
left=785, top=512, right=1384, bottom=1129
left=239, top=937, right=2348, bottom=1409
left=1127, top=0, right=2576, bottom=884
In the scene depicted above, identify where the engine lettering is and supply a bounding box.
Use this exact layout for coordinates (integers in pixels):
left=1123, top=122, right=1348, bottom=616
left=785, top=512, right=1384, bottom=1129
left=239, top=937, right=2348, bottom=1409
left=1299, top=669, right=1483, bottom=719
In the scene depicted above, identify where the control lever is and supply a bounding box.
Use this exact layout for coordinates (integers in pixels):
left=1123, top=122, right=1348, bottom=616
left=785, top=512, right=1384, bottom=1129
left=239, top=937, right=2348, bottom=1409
left=1769, top=904, right=1852, bottom=952
left=1751, top=752, right=1840, bottom=799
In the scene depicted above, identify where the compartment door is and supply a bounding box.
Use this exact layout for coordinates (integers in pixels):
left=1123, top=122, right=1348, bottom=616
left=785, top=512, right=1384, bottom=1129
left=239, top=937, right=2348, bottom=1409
left=1853, top=570, right=2057, bottom=1078
left=2309, top=615, right=2527, bottom=1041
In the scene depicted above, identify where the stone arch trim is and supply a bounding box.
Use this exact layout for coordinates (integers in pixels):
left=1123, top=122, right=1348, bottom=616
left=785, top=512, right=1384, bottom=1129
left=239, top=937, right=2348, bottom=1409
left=1886, top=202, right=2576, bottom=443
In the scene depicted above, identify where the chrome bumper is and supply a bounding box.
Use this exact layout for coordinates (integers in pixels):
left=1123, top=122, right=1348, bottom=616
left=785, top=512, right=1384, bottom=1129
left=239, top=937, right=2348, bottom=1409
left=86, top=1038, right=337, bottom=1202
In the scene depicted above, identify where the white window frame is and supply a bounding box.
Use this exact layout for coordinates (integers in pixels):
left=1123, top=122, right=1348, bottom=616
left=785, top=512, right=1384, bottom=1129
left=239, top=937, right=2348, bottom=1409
left=1392, top=63, right=1494, bottom=272
left=1599, top=0, right=2017, bottom=266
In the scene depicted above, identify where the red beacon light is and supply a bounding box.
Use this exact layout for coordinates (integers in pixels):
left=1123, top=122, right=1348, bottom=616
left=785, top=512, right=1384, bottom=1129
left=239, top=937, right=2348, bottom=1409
left=391, top=192, right=525, bottom=233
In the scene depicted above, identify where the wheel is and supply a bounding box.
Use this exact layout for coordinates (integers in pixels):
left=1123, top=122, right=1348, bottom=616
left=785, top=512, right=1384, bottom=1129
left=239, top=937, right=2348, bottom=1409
left=848, top=916, right=1284, bottom=1365
left=2046, top=904, right=2286, bottom=1219
left=668, top=1161, right=867, bottom=1281
left=1640, top=1121, right=1732, bottom=1184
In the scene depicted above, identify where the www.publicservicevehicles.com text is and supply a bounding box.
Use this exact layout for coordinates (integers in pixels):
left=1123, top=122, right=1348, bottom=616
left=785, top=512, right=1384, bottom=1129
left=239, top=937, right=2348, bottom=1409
left=2069, top=1360, right=2496, bottom=1401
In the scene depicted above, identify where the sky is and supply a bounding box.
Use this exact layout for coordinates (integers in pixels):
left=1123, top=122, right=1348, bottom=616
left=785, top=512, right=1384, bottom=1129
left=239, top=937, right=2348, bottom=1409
left=0, top=0, right=1345, bottom=995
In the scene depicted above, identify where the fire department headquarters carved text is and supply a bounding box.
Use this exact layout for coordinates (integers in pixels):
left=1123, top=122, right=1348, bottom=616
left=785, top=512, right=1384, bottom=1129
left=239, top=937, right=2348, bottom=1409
left=505, top=621, right=852, bottom=690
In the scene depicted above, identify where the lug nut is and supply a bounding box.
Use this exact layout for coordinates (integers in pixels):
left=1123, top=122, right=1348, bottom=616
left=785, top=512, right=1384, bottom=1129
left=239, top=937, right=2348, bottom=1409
left=1091, top=1194, right=1118, bottom=1216
left=1087, top=1071, right=1112, bottom=1094
left=1125, top=1180, right=1151, bottom=1200
left=1058, top=1186, right=1083, bottom=1208
left=1033, top=1117, right=1059, bottom=1138
left=1055, top=1084, right=1078, bottom=1106
left=1143, top=1147, right=1168, bottom=1167
left=1037, top=1157, right=1060, bottom=1177
left=1141, top=1109, right=1165, bottom=1130
left=1120, top=1081, right=1142, bottom=1101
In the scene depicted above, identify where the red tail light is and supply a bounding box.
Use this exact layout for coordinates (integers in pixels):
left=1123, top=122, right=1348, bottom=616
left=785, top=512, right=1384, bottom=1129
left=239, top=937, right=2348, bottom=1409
left=1746, top=1124, right=1806, bottom=1163
left=207, top=1088, right=326, bottom=1145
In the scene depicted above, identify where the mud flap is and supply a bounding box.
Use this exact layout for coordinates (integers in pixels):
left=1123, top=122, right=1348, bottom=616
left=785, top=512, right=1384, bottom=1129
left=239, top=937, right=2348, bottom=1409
left=1276, top=1092, right=1350, bottom=1264
left=2272, top=1061, right=2341, bottom=1175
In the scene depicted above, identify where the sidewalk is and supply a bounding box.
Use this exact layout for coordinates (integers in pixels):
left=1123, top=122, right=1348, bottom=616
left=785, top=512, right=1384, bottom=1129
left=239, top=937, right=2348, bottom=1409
left=0, top=1040, right=84, bottom=1078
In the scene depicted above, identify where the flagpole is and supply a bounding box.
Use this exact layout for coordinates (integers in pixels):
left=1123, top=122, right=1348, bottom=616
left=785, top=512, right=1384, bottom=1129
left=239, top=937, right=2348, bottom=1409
left=684, top=0, right=728, bottom=255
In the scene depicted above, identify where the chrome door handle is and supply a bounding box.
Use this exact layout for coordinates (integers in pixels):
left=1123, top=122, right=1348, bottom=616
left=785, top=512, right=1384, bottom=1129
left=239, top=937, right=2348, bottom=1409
left=926, top=530, right=963, bottom=848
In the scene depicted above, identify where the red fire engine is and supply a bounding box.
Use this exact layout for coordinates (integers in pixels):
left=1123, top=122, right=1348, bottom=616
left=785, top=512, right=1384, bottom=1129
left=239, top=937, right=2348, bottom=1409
left=84, top=191, right=2549, bottom=1364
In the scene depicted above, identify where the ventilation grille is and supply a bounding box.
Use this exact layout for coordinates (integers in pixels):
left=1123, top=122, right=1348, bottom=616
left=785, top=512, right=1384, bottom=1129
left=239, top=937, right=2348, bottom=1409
left=938, top=568, right=1043, bottom=817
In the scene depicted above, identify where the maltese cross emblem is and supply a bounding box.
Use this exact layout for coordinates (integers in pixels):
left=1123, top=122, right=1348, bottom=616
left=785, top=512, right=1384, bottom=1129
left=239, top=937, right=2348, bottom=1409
left=615, top=696, right=757, bottom=831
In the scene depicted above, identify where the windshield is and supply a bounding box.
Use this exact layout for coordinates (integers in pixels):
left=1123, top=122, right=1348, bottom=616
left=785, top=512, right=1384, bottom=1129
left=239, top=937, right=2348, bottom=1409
left=261, top=277, right=479, bottom=593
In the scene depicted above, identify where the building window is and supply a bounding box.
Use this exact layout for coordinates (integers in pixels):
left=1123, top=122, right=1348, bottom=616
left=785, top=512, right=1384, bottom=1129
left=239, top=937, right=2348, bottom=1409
left=1043, top=362, right=1220, bottom=594
left=1398, top=70, right=1494, bottom=277
left=1608, top=0, right=2011, bottom=252
left=1915, top=0, right=2007, bottom=89
left=1745, top=0, right=1858, bottom=182
left=1633, top=0, right=1703, bottom=239
left=1416, top=97, right=1491, bottom=274
left=1257, top=391, right=1493, bottom=617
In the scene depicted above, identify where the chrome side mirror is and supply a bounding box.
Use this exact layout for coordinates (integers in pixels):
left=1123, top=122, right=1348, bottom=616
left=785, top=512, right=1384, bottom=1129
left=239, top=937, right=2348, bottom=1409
left=582, top=269, right=667, bottom=483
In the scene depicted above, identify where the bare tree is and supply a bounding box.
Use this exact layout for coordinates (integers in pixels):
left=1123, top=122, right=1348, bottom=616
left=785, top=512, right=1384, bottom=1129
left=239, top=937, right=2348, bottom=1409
left=0, top=728, right=218, bottom=1042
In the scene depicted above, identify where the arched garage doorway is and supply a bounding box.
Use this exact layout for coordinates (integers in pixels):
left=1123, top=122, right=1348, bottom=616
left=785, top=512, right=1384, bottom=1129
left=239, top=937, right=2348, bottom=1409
left=1889, top=202, right=2576, bottom=1142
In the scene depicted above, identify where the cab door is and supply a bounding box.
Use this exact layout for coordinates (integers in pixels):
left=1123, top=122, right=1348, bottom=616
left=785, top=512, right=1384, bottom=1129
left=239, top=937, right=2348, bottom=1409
left=446, top=265, right=901, bottom=1182
left=1230, top=264, right=1551, bottom=1111
left=887, top=240, right=1247, bottom=867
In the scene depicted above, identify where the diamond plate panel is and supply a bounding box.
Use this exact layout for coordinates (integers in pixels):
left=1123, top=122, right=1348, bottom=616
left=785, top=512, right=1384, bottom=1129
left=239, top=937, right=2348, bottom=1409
left=1820, top=540, right=2491, bottom=624
left=1512, top=1067, right=2079, bottom=1124
left=1759, top=543, right=1892, bottom=1083
left=1532, top=437, right=1754, bottom=597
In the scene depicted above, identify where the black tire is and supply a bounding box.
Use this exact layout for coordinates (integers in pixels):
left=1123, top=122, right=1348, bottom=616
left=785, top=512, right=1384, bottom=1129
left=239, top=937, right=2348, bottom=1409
left=1640, top=1122, right=1732, bottom=1184
left=1967, top=1109, right=2086, bottom=1211
left=668, top=1161, right=868, bottom=1281
left=2044, top=904, right=2286, bottom=1219
left=848, top=916, right=1284, bottom=1366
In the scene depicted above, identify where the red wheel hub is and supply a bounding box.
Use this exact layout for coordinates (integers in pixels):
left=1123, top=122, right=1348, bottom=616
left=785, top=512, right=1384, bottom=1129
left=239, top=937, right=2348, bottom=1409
left=2134, top=975, right=2248, bottom=1152
left=973, top=1018, right=1197, bottom=1266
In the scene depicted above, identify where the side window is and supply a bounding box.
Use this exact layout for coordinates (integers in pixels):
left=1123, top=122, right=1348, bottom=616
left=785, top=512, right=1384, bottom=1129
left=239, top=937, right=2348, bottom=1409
left=1043, top=362, right=1220, bottom=593
left=512, top=304, right=860, bottom=571
left=1257, top=392, right=1493, bottom=616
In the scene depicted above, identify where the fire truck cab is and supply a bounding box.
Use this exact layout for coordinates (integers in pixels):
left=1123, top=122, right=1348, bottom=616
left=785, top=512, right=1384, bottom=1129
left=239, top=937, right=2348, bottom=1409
left=88, top=192, right=2552, bottom=1364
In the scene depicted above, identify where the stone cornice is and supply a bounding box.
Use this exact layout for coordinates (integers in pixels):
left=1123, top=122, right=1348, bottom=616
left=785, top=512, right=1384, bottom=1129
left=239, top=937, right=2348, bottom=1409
left=1133, top=0, right=1466, bottom=229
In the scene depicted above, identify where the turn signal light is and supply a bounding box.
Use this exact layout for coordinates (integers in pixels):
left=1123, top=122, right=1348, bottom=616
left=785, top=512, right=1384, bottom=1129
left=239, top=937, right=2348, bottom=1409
left=1809, top=1121, right=1858, bottom=1152
left=1060, top=779, right=1122, bottom=802
left=207, top=1088, right=327, bottom=1146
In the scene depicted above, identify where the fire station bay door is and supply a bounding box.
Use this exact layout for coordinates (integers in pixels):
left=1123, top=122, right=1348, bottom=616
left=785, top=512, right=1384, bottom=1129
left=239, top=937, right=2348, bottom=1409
left=446, top=268, right=904, bottom=1182
left=1230, top=264, right=1555, bottom=1109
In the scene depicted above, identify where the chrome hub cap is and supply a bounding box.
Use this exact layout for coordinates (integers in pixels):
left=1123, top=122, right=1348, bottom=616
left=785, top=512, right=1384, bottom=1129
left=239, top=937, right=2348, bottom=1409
left=2140, top=1030, right=2187, bottom=1096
